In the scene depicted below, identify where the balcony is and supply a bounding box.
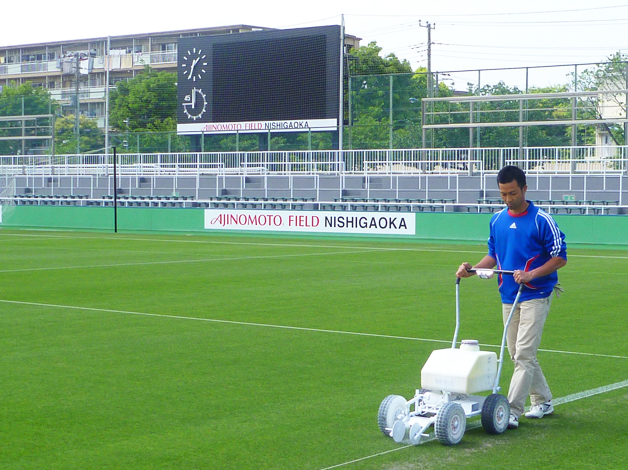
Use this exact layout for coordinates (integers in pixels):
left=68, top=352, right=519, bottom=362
left=0, top=51, right=176, bottom=77
left=50, top=86, right=109, bottom=102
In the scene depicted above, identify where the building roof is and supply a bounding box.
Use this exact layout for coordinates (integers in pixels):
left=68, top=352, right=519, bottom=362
left=1, top=25, right=276, bottom=49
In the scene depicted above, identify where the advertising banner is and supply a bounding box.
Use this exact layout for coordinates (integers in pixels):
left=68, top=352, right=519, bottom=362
left=178, top=118, right=338, bottom=135
left=204, top=210, right=416, bottom=235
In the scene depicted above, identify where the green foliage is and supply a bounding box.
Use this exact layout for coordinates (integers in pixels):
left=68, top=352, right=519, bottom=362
left=295, top=132, right=334, bottom=151
left=214, top=134, right=259, bottom=152
left=0, top=82, right=57, bottom=155
left=54, top=115, right=103, bottom=154
left=0, top=82, right=54, bottom=116
left=346, top=43, right=423, bottom=149
left=346, top=43, right=463, bottom=149
left=107, top=130, right=191, bottom=153
left=348, top=41, right=413, bottom=75
left=348, top=72, right=425, bottom=149
left=431, top=81, right=588, bottom=148
left=346, top=114, right=391, bottom=149
left=569, top=52, right=628, bottom=145
left=571, top=52, right=628, bottom=93
left=109, top=66, right=177, bottom=133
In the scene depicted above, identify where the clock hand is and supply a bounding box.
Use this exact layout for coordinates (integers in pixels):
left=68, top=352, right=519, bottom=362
left=188, top=57, right=200, bottom=79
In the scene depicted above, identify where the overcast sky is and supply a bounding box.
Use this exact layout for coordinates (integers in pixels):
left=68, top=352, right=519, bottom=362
left=4, top=1, right=628, bottom=89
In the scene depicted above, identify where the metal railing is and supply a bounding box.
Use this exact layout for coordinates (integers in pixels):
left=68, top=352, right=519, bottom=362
left=1, top=146, right=627, bottom=177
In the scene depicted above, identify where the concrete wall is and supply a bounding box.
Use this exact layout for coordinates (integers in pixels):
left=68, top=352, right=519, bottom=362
left=2, top=205, right=627, bottom=246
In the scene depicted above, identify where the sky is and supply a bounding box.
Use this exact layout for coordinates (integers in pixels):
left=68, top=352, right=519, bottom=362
left=3, top=0, right=628, bottom=90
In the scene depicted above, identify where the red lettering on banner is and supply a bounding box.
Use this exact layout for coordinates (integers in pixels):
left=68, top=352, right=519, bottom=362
left=209, top=212, right=283, bottom=227
left=288, top=215, right=319, bottom=227
left=202, top=123, right=244, bottom=132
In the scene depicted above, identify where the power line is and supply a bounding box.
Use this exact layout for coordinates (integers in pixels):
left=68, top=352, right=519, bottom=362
left=346, top=4, right=628, bottom=19
left=436, top=43, right=628, bottom=51
left=438, top=18, right=628, bottom=26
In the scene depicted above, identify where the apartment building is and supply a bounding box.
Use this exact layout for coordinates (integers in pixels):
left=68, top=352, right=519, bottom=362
left=0, top=25, right=359, bottom=129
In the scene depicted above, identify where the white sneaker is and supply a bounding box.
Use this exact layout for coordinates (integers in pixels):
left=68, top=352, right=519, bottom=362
left=525, top=401, right=554, bottom=419
left=508, top=414, right=519, bottom=429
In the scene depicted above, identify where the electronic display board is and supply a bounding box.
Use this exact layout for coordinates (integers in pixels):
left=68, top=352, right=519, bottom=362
left=177, top=25, right=341, bottom=135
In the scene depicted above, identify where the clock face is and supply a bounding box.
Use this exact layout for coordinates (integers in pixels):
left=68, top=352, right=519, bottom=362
left=182, top=87, right=207, bottom=120
left=181, top=48, right=207, bottom=82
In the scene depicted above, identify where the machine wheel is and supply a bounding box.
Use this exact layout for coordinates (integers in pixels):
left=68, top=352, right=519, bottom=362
left=481, top=394, right=510, bottom=435
left=434, top=402, right=466, bottom=445
left=378, top=395, right=407, bottom=435
left=409, top=421, right=425, bottom=445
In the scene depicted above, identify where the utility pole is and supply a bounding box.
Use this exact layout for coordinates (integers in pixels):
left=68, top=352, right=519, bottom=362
left=75, top=54, right=80, bottom=154
left=419, top=21, right=435, bottom=147
left=419, top=21, right=436, bottom=98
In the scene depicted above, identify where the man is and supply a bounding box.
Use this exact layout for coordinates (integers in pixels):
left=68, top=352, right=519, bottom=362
left=456, top=165, right=567, bottom=429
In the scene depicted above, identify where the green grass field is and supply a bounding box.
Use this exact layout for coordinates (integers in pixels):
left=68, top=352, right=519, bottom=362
left=1, top=229, right=626, bottom=469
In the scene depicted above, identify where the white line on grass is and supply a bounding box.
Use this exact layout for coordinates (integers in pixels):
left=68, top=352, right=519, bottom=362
left=318, top=379, right=628, bottom=470
left=2, top=231, right=628, bottom=261
left=0, top=229, right=628, bottom=264
left=0, top=230, right=490, bottom=256
left=477, top=343, right=628, bottom=360
left=1, top=299, right=626, bottom=360
left=553, top=379, right=628, bottom=405
left=0, top=299, right=453, bottom=345
left=0, top=248, right=391, bottom=274
left=317, top=445, right=414, bottom=470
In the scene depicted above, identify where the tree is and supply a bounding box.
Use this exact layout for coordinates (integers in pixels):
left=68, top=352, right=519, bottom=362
left=0, top=82, right=57, bottom=155
left=54, top=115, right=104, bottom=154
left=570, top=52, right=628, bottom=145
left=109, top=66, right=177, bottom=133
left=525, top=85, right=575, bottom=147
left=0, top=81, right=54, bottom=116
left=348, top=41, right=413, bottom=76
left=347, top=43, right=438, bottom=148
left=437, top=82, right=577, bottom=148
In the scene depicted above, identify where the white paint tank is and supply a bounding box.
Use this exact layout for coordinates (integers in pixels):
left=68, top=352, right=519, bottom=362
left=421, top=347, right=498, bottom=394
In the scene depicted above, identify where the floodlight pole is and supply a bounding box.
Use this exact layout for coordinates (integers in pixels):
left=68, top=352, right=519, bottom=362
left=339, top=14, right=345, bottom=159
left=113, top=146, right=118, bottom=233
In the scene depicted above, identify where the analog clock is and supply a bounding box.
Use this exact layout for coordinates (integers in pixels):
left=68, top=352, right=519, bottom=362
left=181, top=48, right=207, bottom=82
left=182, top=87, right=207, bottom=120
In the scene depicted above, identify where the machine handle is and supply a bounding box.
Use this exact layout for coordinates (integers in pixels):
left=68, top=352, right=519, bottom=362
left=467, top=268, right=515, bottom=275
left=456, top=269, right=515, bottom=284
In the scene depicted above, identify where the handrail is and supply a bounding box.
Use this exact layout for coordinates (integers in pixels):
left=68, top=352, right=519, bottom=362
left=1, top=146, right=627, bottom=177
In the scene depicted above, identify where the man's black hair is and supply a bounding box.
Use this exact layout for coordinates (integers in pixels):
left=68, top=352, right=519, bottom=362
left=497, top=165, right=526, bottom=189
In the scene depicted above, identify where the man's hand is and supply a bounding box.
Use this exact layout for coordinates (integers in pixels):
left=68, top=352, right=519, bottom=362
left=456, top=255, right=497, bottom=279
left=456, top=262, right=473, bottom=278
left=513, top=270, right=534, bottom=284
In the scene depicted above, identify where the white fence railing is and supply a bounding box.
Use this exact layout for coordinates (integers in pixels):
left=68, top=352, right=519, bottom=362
left=1, top=146, right=628, bottom=177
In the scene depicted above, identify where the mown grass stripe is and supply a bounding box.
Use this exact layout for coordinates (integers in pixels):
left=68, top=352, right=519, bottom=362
left=1, top=299, right=625, bottom=360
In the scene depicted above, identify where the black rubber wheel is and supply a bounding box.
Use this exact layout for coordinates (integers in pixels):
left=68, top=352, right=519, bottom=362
left=481, top=394, right=510, bottom=435
left=434, top=402, right=466, bottom=445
